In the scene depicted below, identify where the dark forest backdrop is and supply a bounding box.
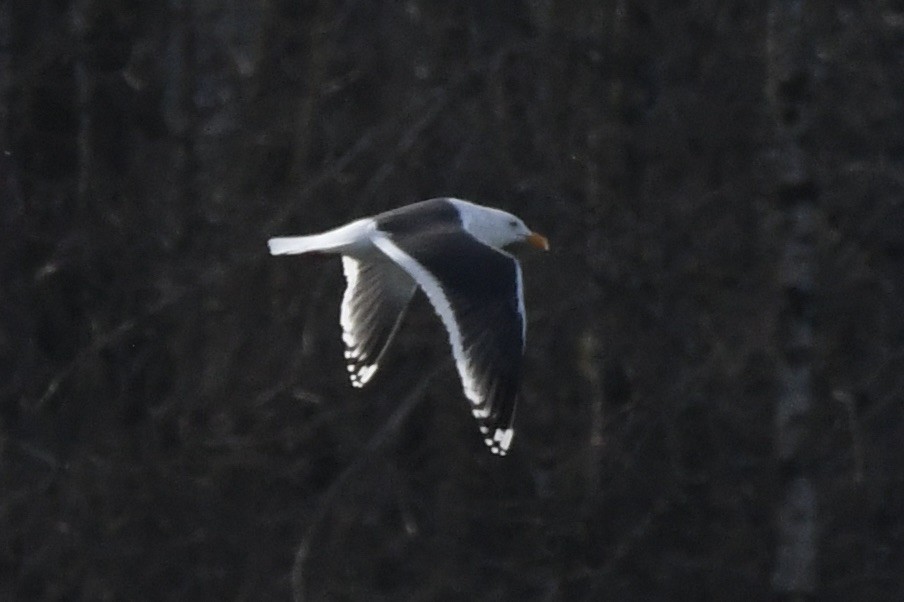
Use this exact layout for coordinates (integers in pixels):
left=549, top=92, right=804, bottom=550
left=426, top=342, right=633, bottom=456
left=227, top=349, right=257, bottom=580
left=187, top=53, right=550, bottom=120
left=2, top=1, right=903, bottom=600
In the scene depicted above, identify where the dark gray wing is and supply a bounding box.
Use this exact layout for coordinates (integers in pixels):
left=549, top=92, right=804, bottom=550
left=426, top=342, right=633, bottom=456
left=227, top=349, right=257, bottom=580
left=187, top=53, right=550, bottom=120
left=372, top=229, right=524, bottom=455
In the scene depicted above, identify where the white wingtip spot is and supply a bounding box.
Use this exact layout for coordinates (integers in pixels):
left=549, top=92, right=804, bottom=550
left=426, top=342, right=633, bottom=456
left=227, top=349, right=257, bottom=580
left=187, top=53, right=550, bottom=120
left=361, top=364, right=377, bottom=383
left=494, top=428, right=514, bottom=452
left=348, top=363, right=377, bottom=388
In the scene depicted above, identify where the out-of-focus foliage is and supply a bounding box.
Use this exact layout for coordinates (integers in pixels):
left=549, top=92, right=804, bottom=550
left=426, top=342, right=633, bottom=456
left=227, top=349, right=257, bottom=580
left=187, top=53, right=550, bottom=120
left=2, top=1, right=902, bottom=600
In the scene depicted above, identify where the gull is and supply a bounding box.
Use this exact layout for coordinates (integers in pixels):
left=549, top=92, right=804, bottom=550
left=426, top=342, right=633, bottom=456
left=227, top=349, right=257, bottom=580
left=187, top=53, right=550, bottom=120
left=268, top=198, right=548, bottom=455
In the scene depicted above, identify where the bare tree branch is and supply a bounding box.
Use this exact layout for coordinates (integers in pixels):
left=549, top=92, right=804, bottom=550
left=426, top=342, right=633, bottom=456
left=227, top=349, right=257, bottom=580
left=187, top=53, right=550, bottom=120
left=766, top=0, right=819, bottom=596
left=291, top=363, right=444, bottom=602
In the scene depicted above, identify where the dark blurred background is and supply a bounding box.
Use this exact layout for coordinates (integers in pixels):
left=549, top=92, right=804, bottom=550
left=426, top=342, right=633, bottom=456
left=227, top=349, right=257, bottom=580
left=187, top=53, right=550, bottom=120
left=2, top=1, right=903, bottom=600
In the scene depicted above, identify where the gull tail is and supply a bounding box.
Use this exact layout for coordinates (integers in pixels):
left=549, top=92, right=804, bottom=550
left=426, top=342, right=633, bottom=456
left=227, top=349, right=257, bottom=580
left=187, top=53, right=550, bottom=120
left=268, top=235, right=326, bottom=255
left=268, top=219, right=373, bottom=256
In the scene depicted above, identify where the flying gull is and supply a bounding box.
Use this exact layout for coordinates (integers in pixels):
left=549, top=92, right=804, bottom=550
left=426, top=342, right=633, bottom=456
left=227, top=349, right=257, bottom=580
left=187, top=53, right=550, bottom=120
left=268, top=198, right=548, bottom=455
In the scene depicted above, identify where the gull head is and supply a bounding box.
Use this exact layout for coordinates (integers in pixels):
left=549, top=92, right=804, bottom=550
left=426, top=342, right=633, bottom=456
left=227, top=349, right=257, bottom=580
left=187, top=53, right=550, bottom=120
left=450, top=199, right=549, bottom=251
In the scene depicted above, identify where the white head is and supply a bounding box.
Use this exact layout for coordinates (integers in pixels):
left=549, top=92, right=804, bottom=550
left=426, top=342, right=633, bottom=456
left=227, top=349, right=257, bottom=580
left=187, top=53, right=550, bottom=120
left=449, top=199, right=549, bottom=251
